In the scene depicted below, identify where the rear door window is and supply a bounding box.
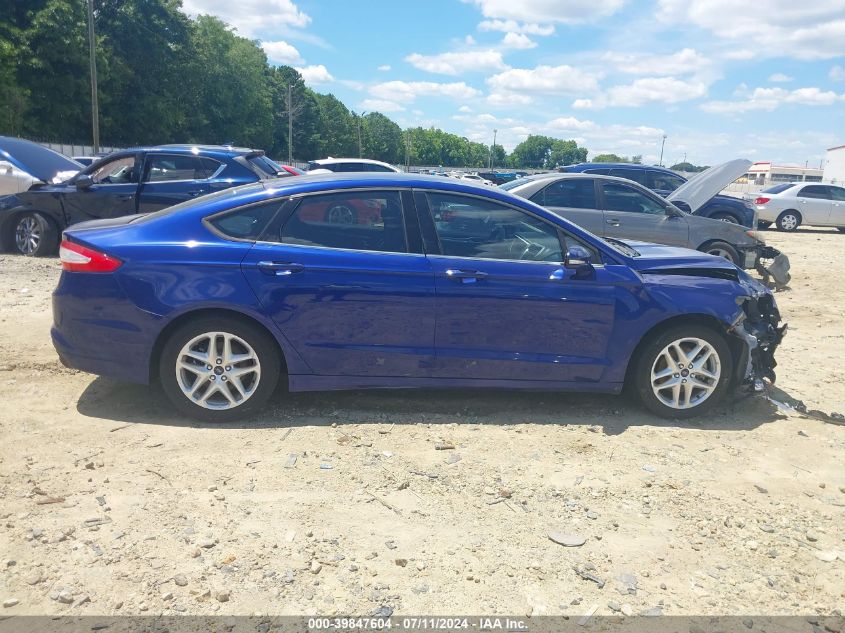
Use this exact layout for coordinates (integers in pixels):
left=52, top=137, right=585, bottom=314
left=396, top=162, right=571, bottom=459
left=364, top=163, right=395, bottom=172
left=208, top=201, right=283, bottom=240
left=608, top=168, right=647, bottom=185
left=145, top=154, right=217, bottom=182
left=280, top=190, right=407, bottom=253
left=648, top=170, right=685, bottom=191
left=799, top=185, right=831, bottom=200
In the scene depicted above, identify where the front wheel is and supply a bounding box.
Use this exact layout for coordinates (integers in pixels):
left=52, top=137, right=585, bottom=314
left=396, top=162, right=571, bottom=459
left=159, top=317, right=281, bottom=422
left=633, top=325, right=733, bottom=419
left=701, top=240, right=740, bottom=265
left=711, top=212, right=739, bottom=224
left=13, top=212, right=58, bottom=256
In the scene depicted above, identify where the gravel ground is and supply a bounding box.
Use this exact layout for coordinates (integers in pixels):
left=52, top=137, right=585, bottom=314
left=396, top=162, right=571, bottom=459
left=0, top=228, right=843, bottom=617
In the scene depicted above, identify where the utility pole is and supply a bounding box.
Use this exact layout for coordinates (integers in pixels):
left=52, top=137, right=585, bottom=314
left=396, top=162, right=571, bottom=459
left=353, top=111, right=367, bottom=158
left=287, top=84, right=293, bottom=164
left=86, top=0, right=100, bottom=154
left=404, top=131, right=411, bottom=172
left=659, top=134, right=667, bottom=167
left=489, top=128, right=497, bottom=170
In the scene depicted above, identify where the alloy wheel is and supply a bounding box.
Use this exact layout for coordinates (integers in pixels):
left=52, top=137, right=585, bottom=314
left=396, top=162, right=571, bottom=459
left=650, top=337, right=721, bottom=410
left=780, top=214, right=798, bottom=231
left=175, top=331, right=261, bottom=410
left=706, top=247, right=735, bottom=263
left=14, top=215, right=41, bottom=255
left=326, top=205, right=355, bottom=224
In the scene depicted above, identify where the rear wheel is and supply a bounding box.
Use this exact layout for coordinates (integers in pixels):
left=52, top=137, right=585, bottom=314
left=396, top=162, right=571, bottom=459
left=634, top=325, right=733, bottom=419
left=159, top=316, right=281, bottom=422
left=701, top=240, right=740, bottom=265
left=776, top=210, right=801, bottom=232
left=13, top=212, right=58, bottom=256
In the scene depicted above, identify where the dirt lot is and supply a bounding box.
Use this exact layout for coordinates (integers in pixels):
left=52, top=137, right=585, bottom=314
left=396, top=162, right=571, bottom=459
left=0, top=228, right=843, bottom=617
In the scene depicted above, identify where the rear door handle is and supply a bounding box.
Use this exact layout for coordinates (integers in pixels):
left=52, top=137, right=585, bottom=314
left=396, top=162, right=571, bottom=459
left=606, top=218, right=621, bottom=226
left=116, top=194, right=134, bottom=201
left=445, top=269, right=488, bottom=283
left=257, top=261, right=305, bottom=276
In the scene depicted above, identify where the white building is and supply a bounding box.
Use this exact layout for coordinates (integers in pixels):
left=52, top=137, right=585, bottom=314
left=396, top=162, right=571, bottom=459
left=742, top=161, right=823, bottom=186
left=823, top=144, right=845, bottom=185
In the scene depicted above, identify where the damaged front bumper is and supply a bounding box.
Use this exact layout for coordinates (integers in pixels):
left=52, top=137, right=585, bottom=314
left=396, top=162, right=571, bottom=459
left=748, top=244, right=791, bottom=288
left=729, top=291, right=787, bottom=392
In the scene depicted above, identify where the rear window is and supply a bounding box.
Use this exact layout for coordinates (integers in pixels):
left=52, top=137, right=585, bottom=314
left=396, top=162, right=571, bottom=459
left=132, top=183, right=265, bottom=223
left=208, top=201, right=282, bottom=240
left=762, top=183, right=797, bottom=194
left=248, top=155, right=281, bottom=177
left=500, top=177, right=538, bottom=191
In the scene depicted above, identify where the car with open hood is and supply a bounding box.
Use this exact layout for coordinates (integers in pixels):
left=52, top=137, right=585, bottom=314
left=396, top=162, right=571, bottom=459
left=52, top=172, right=784, bottom=422
left=502, top=160, right=790, bottom=287
left=0, top=136, right=82, bottom=196
left=0, top=143, right=279, bottom=256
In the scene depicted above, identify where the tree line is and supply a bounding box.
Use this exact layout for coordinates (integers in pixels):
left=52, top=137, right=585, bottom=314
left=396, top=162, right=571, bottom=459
left=0, top=0, right=589, bottom=169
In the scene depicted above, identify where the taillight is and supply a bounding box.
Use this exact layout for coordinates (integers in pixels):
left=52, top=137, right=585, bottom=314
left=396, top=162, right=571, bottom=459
left=754, top=197, right=770, bottom=205
left=59, top=239, right=122, bottom=273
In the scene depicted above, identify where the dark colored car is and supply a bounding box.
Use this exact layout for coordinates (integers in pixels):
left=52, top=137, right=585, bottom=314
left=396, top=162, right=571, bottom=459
left=560, top=163, right=755, bottom=227
left=0, top=144, right=280, bottom=256
left=52, top=173, right=784, bottom=423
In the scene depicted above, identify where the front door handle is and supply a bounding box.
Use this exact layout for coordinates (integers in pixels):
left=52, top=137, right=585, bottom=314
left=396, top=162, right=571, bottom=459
left=257, top=261, right=305, bottom=276
left=606, top=218, right=621, bottom=226
left=116, top=194, right=134, bottom=201
left=445, top=269, right=488, bottom=283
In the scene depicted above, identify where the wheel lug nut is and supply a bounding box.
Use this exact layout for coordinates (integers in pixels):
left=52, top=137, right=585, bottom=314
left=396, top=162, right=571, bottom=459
left=221, top=376, right=227, bottom=381
left=682, top=379, right=687, bottom=383
left=216, top=359, right=222, bottom=365
left=225, top=366, right=231, bottom=371
left=209, top=376, right=215, bottom=381
left=206, top=364, right=212, bottom=370
left=674, top=373, right=679, bottom=378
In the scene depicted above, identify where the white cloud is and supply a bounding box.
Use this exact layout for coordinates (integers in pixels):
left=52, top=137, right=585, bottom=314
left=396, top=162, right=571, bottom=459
left=545, top=116, right=598, bottom=132
left=600, top=48, right=711, bottom=75
left=405, top=50, right=508, bottom=75
left=294, top=64, right=333, bottom=85
left=360, top=99, right=405, bottom=112
left=486, top=92, right=534, bottom=106
left=501, top=32, right=537, bottom=49
left=831, top=65, right=845, bottom=81
left=469, top=0, right=625, bottom=25
left=377, top=65, right=391, bottom=72
left=701, top=86, right=844, bottom=113
left=370, top=81, right=481, bottom=103
left=183, top=0, right=309, bottom=38
left=478, top=19, right=555, bottom=35
left=575, top=77, right=709, bottom=109
left=262, top=40, right=303, bottom=65
left=657, top=0, right=845, bottom=59
left=768, top=73, right=793, bottom=82
left=459, top=105, right=473, bottom=112
left=486, top=64, right=600, bottom=95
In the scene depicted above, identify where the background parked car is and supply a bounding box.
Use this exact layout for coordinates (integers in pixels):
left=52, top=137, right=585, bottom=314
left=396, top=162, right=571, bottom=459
left=460, top=173, right=495, bottom=186
left=502, top=161, right=790, bottom=286
left=305, top=158, right=401, bottom=174
left=559, top=162, right=756, bottom=227
left=1, top=136, right=81, bottom=196
left=747, top=183, right=845, bottom=232
left=52, top=173, right=783, bottom=422
left=0, top=144, right=276, bottom=256
left=72, top=156, right=98, bottom=167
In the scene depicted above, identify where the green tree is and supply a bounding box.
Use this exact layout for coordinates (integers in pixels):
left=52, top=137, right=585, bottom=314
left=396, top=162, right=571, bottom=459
left=313, top=92, right=356, bottom=157
left=489, top=144, right=506, bottom=168
left=362, top=112, right=402, bottom=164
left=510, top=135, right=586, bottom=169
left=591, top=153, right=624, bottom=163
left=265, top=65, right=320, bottom=161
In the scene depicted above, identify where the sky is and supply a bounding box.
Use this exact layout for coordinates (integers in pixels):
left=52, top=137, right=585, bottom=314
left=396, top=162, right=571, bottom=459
left=180, top=0, right=845, bottom=167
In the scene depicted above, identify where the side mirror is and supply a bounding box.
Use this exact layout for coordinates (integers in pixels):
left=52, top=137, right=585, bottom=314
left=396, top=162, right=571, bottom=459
left=565, top=244, right=592, bottom=267
left=76, top=175, right=93, bottom=190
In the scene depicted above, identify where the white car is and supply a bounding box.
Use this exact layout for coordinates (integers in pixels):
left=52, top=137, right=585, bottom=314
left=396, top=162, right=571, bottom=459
left=0, top=136, right=81, bottom=196
left=305, top=158, right=401, bottom=174
left=747, top=182, right=845, bottom=232
left=460, top=173, right=495, bottom=186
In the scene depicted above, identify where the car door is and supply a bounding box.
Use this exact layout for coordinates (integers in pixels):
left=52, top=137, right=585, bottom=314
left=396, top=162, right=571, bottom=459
left=528, top=177, right=605, bottom=235
left=418, top=190, right=617, bottom=383
left=60, top=153, right=141, bottom=225
left=240, top=189, right=436, bottom=377
left=795, top=185, right=833, bottom=224
left=599, top=180, right=690, bottom=247
left=828, top=186, right=845, bottom=226
left=136, top=153, right=218, bottom=213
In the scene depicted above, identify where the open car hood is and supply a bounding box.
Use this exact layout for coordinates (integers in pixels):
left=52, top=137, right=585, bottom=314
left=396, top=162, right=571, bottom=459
left=0, top=136, right=82, bottom=184
left=667, top=158, right=751, bottom=213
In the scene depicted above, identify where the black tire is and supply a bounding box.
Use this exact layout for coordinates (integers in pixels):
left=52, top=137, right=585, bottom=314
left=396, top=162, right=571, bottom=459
left=158, top=316, right=281, bottom=422
left=633, top=324, right=733, bottom=419
left=837, top=227, right=845, bottom=233
left=775, top=210, right=801, bottom=232
left=12, top=211, right=58, bottom=256
left=710, top=212, right=739, bottom=224
left=324, top=204, right=357, bottom=225
left=757, top=221, right=772, bottom=230
left=700, top=240, right=740, bottom=265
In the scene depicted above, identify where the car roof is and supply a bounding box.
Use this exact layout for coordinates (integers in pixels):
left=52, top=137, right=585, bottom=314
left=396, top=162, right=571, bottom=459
left=309, top=157, right=396, bottom=167
left=566, top=162, right=674, bottom=174
left=121, top=144, right=260, bottom=156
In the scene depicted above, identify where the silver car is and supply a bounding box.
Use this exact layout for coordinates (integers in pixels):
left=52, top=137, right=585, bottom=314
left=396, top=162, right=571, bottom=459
left=746, top=182, right=845, bottom=232
left=503, top=160, right=790, bottom=285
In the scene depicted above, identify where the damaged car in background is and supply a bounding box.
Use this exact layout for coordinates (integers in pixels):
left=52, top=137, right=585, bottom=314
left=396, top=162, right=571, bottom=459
left=503, top=159, right=791, bottom=288
left=52, top=173, right=784, bottom=421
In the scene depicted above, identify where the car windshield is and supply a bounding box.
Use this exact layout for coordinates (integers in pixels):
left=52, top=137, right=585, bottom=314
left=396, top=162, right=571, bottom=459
left=500, top=177, right=541, bottom=191
left=132, top=182, right=266, bottom=223
left=762, top=183, right=797, bottom=194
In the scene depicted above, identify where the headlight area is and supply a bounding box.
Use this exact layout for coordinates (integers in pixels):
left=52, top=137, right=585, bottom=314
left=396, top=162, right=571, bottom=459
left=729, top=293, right=787, bottom=393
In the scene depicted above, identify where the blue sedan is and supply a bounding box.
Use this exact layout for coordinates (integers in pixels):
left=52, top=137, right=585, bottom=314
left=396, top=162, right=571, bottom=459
left=51, top=174, right=785, bottom=422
